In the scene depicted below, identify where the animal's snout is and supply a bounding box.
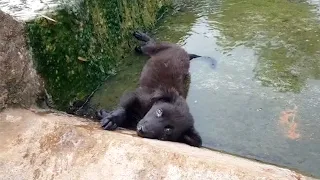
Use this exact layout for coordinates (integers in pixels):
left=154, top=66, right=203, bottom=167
left=137, top=125, right=145, bottom=134
left=136, top=123, right=155, bottom=138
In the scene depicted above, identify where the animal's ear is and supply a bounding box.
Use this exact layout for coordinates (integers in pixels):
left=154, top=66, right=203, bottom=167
left=181, top=127, right=202, bottom=147
left=151, top=88, right=179, bottom=103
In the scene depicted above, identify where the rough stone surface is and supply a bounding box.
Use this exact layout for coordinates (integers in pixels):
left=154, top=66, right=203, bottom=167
left=0, top=108, right=315, bottom=180
left=0, top=10, right=44, bottom=111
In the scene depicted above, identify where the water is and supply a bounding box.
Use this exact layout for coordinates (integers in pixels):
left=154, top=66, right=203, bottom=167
left=91, top=0, right=320, bottom=177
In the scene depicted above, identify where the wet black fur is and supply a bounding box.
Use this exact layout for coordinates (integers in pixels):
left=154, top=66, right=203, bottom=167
left=97, top=31, right=202, bottom=147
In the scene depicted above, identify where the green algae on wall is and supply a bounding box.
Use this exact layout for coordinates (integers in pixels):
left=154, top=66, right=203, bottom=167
left=26, top=0, right=172, bottom=110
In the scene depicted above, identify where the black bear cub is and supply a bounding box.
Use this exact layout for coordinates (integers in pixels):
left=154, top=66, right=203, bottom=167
left=97, top=31, right=202, bottom=147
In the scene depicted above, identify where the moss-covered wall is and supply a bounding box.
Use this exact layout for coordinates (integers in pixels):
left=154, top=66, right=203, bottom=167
left=26, top=0, right=172, bottom=110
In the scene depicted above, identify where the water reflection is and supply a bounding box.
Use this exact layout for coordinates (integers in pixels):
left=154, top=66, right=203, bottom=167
left=178, top=0, right=320, bottom=177
left=211, top=0, right=320, bottom=92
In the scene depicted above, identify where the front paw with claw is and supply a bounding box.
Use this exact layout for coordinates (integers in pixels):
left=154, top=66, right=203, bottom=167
left=97, top=108, right=126, bottom=130
left=96, top=109, right=109, bottom=120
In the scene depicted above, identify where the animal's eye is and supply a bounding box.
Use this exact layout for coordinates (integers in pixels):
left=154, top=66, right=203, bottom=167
left=164, top=125, right=174, bottom=130
left=164, top=126, right=173, bottom=135
left=155, top=108, right=163, bottom=117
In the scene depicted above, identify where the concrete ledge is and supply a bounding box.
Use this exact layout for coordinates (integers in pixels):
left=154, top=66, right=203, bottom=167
left=0, top=108, right=315, bottom=180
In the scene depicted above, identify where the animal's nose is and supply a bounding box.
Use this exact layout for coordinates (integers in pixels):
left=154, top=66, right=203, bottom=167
left=137, top=126, right=144, bottom=134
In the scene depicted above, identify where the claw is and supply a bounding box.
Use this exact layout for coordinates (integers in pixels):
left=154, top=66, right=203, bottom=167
left=133, top=31, right=151, bottom=42
left=109, top=123, right=118, bottom=130
left=96, top=109, right=109, bottom=120
left=102, top=121, right=115, bottom=130
left=101, top=114, right=113, bottom=128
left=135, top=46, right=143, bottom=54
left=133, top=31, right=143, bottom=39
left=100, top=107, right=126, bottom=131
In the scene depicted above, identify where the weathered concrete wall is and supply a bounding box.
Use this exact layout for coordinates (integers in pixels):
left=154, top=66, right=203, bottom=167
left=0, top=11, right=44, bottom=111
left=0, top=108, right=315, bottom=180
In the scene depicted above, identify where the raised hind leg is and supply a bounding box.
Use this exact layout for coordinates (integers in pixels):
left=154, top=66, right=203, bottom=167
left=133, top=31, right=154, bottom=43
left=133, top=31, right=156, bottom=55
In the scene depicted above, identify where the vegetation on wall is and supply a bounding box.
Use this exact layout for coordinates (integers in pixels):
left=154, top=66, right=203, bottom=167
left=26, top=0, right=172, bottom=110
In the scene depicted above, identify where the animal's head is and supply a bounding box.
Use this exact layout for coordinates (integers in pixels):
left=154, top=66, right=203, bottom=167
left=136, top=88, right=202, bottom=147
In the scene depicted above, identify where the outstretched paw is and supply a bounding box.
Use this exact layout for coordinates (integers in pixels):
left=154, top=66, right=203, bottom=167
left=100, top=108, right=126, bottom=131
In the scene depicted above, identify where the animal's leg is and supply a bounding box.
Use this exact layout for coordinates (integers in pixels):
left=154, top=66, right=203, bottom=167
left=133, top=31, right=154, bottom=42
left=133, top=31, right=167, bottom=56
left=98, top=91, right=138, bottom=130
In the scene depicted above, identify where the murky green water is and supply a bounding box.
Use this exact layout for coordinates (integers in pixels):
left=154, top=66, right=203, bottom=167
left=92, top=0, right=320, bottom=177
